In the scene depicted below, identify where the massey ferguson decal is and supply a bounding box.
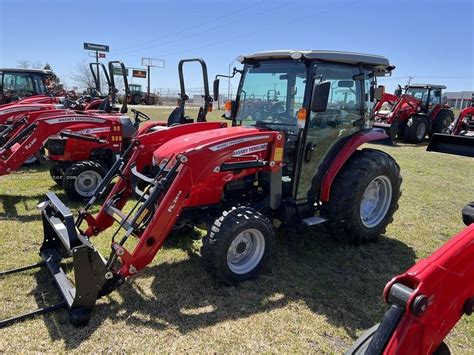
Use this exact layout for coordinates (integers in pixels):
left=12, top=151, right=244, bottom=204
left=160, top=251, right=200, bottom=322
left=45, top=117, right=106, bottom=124
left=78, top=127, right=111, bottom=135
left=0, top=106, right=42, bottom=115
left=232, top=143, right=268, bottom=157
left=209, top=136, right=270, bottom=152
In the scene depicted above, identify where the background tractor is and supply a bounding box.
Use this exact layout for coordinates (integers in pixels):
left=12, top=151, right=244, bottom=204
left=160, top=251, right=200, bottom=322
left=427, top=96, right=474, bottom=157
left=128, top=83, right=161, bottom=105
left=372, top=84, right=454, bottom=143
left=0, top=50, right=404, bottom=327
left=0, top=68, right=54, bottom=105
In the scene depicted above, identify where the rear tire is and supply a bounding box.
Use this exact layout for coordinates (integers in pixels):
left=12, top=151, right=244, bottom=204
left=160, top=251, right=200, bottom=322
left=63, top=161, right=107, bottom=200
left=201, top=207, right=274, bottom=285
left=132, top=94, right=141, bottom=105
left=404, top=115, right=428, bottom=143
left=432, top=109, right=454, bottom=135
left=320, top=149, right=402, bottom=244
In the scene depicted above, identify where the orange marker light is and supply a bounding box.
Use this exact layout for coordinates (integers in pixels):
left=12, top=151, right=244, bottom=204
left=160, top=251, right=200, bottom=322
left=224, top=101, right=232, bottom=118
left=297, top=107, right=307, bottom=129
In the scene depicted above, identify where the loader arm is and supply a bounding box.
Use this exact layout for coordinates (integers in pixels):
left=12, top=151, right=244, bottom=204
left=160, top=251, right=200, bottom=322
left=348, top=223, right=474, bottom=354
left=83, top=122, right=227, bottom=237
left=0, top=113, right=120, bottom=176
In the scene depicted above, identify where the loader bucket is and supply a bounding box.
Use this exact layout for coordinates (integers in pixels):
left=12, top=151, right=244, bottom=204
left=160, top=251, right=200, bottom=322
left=427, top=133, right=474, bottom=158
left=0, top=192, right=121, bottom=328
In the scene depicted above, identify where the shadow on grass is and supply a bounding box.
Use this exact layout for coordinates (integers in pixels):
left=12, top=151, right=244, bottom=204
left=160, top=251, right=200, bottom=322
left=30, top=227, right=415, bottom=349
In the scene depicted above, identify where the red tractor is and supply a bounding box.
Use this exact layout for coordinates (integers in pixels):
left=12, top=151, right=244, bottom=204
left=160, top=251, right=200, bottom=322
left=372, top=84, right=454, bottom=144
left=347, top=202, right=474, bottom=355
left=0, top=50, right=402, bottom=327
left=47, top=58, right=213, bottom=199
left=427, top=97, right=474, bottom=157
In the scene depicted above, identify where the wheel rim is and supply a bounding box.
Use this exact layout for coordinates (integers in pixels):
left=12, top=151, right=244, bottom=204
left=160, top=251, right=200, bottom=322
left=24, top=156, right=37, bottom=164
left=74, top=170, right=102, bottom=197
left=416, top=122, right=426, bottom=140
left=360, top=175, right=393, bottom=228
left=226, top=228, right=265, bottom=274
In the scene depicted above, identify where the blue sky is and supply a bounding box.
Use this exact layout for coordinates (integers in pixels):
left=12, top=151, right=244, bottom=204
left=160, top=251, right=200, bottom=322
left=1, top=0, right=473, bottom=93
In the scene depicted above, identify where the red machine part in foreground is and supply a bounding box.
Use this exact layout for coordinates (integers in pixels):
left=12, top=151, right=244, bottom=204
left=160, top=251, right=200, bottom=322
left=348, top=204, right=474, bottom=354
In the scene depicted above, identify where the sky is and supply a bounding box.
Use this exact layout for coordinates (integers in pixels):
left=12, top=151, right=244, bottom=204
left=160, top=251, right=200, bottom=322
left=0, top=0, right=473, bottom=94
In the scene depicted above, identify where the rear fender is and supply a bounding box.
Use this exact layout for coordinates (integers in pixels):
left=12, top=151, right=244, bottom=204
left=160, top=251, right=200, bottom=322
left=320, top=129, right=387, bottom=202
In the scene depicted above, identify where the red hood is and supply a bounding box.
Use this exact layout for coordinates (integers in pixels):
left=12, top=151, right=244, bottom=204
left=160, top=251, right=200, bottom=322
left=153, top=126, right=270, bottom=162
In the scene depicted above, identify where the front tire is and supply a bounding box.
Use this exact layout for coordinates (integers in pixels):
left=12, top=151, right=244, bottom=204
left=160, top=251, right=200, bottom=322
left=63, top=161, right=107, bottom=200
left=49, top=164, right=64, bottom=186
left=201, top=207, right=275, bottom=285
left=321, top=149, right=402, bottom=244
left=432, top=109, right=454, bottom=135
left=404, top=115, right=428, bottom=143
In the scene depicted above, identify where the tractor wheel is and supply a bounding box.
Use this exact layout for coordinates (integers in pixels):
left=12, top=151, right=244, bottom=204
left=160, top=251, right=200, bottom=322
left=432, top=109, right=454, bottom=135
left=404, top=115, right=428, bottom=143
left=49, top=165, right=64, bottom=186
left=23, top=155, right=40, bottom=167
left=201, top=206, right=274, bottom=285
left=146, top=96, right=156, bottom=105
left=132, top=94, right=141, bottom=105
left=69, top=308, right=91, bottom=327
left=346, top=323, right=380, bottom=354
left=320, top=149, right=401, bottom=244
left=63, top=161, right=107, bottom=200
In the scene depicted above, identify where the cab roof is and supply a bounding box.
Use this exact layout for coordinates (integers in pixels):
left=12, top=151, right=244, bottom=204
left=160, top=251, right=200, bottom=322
left=0, top=68, right=53, bottom=75
left=407, top=84, right=446, bottom=90
left=241, top=50, right=391, bottom=68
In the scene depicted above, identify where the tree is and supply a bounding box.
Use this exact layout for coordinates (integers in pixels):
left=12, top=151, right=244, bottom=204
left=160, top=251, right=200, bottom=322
left=17, top=60, right=44, bottom=69
left=43, top=63, right=63, bottom=92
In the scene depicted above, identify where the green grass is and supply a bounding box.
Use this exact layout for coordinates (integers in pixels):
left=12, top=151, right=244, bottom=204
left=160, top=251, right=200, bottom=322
left=0, top=130, right=473, bottom=352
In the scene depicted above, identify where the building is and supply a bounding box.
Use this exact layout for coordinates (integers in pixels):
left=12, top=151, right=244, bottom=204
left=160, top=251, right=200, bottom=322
left=442, top=91, right=473, bottom=110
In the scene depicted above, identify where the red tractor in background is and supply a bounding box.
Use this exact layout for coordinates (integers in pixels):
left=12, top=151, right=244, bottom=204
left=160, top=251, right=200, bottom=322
left=47, top=58, right=213, bottom=199
left=427, top=95, right=474, bottom=157
left=0, top=50, right=403, bottom=327
left=372, top=84, right=454, bottom=144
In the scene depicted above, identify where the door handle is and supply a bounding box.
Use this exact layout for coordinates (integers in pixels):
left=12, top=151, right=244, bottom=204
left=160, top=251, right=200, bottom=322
left=305, top=142, right=315, bottom=162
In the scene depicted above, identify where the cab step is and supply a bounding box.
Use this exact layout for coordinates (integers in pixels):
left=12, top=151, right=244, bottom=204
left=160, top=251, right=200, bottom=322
left=301, top=216, right=327, bottom=226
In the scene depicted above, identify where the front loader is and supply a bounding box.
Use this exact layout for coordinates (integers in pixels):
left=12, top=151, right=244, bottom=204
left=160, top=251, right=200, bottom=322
left=347, top=202, right=474, bottom=355
left=0, top=50, right=402, bottom=327
left=427, top=98, right=474, bottom=157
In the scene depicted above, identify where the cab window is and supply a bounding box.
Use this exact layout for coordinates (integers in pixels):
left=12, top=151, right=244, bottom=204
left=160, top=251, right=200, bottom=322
left=3, top=72, right=35, bottom=97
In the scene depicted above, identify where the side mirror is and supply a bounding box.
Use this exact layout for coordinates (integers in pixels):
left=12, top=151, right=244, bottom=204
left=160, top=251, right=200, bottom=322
left=310, top=81, right=330, bottom=112
left=213, top=79, right=220, bottom=101
left=374, top=86, right=385, bottom=101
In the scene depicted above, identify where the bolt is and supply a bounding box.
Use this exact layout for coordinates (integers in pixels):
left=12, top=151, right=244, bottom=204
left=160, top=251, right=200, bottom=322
left=213, top=166, right=220, bottom=173
left=179, top=155, right=188, bottom=163
left=129, top=265, right=137, bottom=274
left=269, top=161, right=275, bottom=167
left=411, top=295, right=429, bottom=316
left=105, top=272, right=113, bottom=280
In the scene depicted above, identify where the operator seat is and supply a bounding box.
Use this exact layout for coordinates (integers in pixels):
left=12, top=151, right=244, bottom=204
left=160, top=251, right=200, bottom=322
left=98, top=97, right=111, bottom=113
left=167, top=107, right=193, bottom=126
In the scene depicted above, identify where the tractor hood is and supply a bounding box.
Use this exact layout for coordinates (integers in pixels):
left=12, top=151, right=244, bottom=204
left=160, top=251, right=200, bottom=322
left=152, top=126, right=270, bottom=165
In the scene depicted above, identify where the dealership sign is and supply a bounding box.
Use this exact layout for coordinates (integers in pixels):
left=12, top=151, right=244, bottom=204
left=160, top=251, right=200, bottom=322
left=83, top=42, right=109, bottom=52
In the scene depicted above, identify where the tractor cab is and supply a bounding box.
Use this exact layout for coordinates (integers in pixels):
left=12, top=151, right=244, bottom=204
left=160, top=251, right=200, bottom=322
left=0, top=68, right=54, bottom=105
left=129, top=84, right=142, bottom=93
left=403, top=84, right=445, bottom=112
left=215, top=50, right=394, bottom=210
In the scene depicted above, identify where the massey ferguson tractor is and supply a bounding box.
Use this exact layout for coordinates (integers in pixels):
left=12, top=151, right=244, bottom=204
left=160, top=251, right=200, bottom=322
left=372, top=84, right=454, bottom=144
left=347, top=202, right=474, bottom=355
left=0, top=50, right=402, bottom=327
left=47, top=58, right=213, bottom=199
left=427, top=95, right=474, bottom=157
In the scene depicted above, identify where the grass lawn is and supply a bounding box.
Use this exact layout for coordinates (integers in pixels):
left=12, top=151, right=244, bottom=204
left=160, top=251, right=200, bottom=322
left=0, top=109, right=472, bottom=352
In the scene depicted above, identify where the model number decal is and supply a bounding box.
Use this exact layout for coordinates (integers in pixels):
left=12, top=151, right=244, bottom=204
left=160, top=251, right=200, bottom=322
left=232, top=143, right=268, bottom=157
left=209, top=136, right=269, bottom=152
left=168, top=190, right=182, bottom=213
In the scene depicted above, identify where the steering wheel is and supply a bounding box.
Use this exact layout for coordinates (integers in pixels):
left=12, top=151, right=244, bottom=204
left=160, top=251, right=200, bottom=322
left=131, top=108, right=151, bottom=127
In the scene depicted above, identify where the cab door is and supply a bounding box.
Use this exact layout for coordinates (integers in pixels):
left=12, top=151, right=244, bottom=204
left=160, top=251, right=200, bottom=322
left=295, top=63, right=364, bottom=202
